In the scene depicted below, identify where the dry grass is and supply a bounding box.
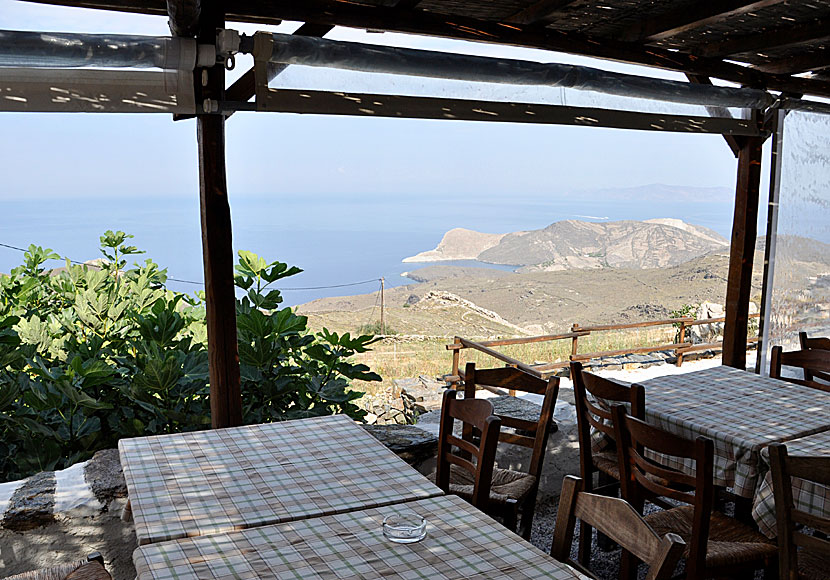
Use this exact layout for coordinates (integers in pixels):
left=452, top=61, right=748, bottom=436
left=352, top=327, right=676, bottom=398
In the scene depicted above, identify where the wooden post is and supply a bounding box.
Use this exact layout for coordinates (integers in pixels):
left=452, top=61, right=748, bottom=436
left=676, top=321, right=687, bottom=367
left=198, top=5, right=242, bottom=428
left=570, top=324, right=580, bottom=360
left=380, top=277, right=385, bottom=335
left=723, top=133, right=765, bottom=370
left=451, top=336, right=461, bottom=387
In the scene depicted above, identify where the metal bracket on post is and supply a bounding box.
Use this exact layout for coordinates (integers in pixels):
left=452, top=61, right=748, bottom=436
left=253, top=32, right=275, bottom=111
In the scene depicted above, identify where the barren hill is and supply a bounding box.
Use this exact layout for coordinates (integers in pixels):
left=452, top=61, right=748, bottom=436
left=402, top=228, right=505, bottom=263
left=478, top=219, right=728, bottom=270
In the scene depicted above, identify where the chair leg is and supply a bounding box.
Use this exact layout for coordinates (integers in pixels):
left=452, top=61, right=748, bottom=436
left=502, top=506, right=518, bottom=533
left=518, top=504, right=534, bottom=540
left=577, top=521, right=592, bottom=567
left=596, top=471, right=618, bottom=552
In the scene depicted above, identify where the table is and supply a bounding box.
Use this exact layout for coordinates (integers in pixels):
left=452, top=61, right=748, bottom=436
left=637, top=366, right=830, bottom=498
left=133, top=494, right=588, bottom=580
left=119, top=414, right=443, bottom=545
left=751, top=430, right=830, bottom=537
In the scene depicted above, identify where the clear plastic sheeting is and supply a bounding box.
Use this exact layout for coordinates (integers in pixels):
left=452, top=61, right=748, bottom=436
left=761, top=110, right=830, bottom=370
left=261, top=32, right=771, bottom=111
left=0, top=30, right=197, bottom=71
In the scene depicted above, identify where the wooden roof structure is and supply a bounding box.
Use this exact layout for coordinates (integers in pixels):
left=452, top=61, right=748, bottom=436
left=25, top=0, right=830, bottom=99
left=15, top=0, right=830, bottom=427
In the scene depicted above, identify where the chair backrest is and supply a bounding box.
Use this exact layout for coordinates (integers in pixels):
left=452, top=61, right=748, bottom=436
left=768, top=443, right=830, bottom=580
left=769, top=345, right=830, bottom=392
left=551, top=475, right=685, bottom=580
left=799, top=332, right=830, bottom=384
left=435, top=389, right=502, bottom=510
left=800, top=332, right=830, bottom=351
left=463, top=362, right=559, bottom=478
left=612, top=405, right=714, bottom=579
left=570, top=361, right=645, bottom=480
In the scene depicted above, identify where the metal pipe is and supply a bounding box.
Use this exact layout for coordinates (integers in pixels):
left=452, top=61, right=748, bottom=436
left=253, top=32, right=774, bottom=110
left=0, top=30, right=198, bottom=70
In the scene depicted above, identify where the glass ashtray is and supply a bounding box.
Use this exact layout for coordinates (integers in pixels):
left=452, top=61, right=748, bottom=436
left=382, top=512, right=427, bottom=543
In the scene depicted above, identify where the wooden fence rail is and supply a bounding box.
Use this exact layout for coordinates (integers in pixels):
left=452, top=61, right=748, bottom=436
left=446, top=313, right=761, bottom=386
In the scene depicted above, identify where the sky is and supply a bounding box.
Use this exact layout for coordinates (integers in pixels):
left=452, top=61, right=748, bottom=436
left=0, top=0, right=743, bottom=202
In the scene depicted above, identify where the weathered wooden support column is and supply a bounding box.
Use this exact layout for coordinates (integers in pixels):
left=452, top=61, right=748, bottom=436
left=723, top=134, right=764, bottom=369
left=197, top=4, right=242, bottom=427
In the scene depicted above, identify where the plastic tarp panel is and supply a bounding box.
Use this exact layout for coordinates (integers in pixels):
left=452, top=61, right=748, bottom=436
left=761, top=110, right=830, bottom=370
left=0, top=68, right=195, bottom=113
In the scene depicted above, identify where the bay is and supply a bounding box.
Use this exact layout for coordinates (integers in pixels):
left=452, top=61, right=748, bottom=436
left=1, top=191, right=735, bottom=306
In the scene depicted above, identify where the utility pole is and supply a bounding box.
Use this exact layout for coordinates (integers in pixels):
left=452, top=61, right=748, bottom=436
left=380, top=277, right=385, bottom=335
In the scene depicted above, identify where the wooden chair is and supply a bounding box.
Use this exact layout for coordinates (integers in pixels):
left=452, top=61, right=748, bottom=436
left=611, top=405, right=776, bottom=580
left=799, top=332, right=830, bottom=384
left=571, top=361, right=645, bottom=564
left=769, top=345, right=830, bottom=392
left=768, top=443, right=830, bottom=580
left=461, top=362, right=559, bottom=539
left=551, top=475, right=685, bottom=580
left=4, top=553, right=112, bottom=580
left=434, top=389, right=502, bottom=512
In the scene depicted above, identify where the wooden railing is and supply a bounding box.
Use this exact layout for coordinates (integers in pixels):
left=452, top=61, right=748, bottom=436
left=446, top=313, right=761, bottom=384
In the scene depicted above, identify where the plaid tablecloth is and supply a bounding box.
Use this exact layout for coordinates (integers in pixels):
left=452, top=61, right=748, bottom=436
left=133, top=494, right=588, bottom=580
left=752, top=430, right=830, bottom=537
left=637, top=366, right=830, bottom=498
left=119, top=414, right=443, bottom=545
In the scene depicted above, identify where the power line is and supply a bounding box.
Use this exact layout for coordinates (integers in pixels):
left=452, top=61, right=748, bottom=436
left=0, top=241, right=382, bottom=291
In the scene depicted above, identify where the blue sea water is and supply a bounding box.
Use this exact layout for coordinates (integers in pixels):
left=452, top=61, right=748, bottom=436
left=1, top=192, right=736, bottom=306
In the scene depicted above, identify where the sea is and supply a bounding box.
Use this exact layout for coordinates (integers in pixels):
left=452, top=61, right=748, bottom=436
left=1, top=192, right=737, bottom=306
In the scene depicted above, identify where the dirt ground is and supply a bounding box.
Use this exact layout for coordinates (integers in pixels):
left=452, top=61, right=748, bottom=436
left=0, top=498, right=137, bottom=580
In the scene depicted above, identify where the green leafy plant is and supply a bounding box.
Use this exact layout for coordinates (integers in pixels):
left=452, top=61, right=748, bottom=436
left=0, top=233, right=380, bottom=482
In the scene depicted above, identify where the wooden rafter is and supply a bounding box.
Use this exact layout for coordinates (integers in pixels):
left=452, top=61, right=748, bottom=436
left=753, top=49, right=830, bottom=76
left=166, top=0, right=200, bottom=36
left=624, top=0, right=787, bottom=43
left=18, top=0, right=830, bottom=98
left=505, top=0, right=577, bottom=26
left=685, top=74, right=743, bottom=158
left=226, top=21, right=333, bottom=104
left=701, top=18, right=830, bottom=59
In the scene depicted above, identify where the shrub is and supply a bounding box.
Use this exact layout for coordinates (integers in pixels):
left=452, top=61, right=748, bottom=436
left=0, top=232, right=380, bottom=482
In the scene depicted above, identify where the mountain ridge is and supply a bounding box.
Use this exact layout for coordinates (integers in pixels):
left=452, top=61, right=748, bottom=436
left=403, top=218, right=729, bottom=272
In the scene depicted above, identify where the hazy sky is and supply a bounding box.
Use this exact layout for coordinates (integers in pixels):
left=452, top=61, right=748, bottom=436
left=0, top=0, right=742, bottom=201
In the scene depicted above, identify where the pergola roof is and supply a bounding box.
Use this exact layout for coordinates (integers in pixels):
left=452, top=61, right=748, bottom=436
left=24, top=0, right=830, bottom=99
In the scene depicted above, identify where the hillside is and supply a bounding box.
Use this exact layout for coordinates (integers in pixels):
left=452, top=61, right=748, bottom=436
left=478, top=219, right=728, bottom=270
left=298, top=252, right=753, bottom=336
left=403, top=218, right=728, bottom=272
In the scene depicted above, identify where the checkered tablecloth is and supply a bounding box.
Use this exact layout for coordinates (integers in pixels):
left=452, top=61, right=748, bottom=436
left=637, top=366, right=830, bottom=498
left=119, top=414, right=443, bottom=545
left=752, top=430, right=830, bottom=538
left=133, top=495, right=588, bottom=580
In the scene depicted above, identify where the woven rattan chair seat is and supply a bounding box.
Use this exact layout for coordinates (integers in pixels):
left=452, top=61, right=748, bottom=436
left=592, top=451, right=620, bottom=480
left=645, top=506, right=776, bottom=569
left=798, top=549, right=830, bottom=580
left=430, top=464, right=537, bottom=505
left=3, top=561, right=111, bottom=580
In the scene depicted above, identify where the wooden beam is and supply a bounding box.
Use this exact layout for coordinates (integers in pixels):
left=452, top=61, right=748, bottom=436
left=686, top=74, right=743, bottom=157
left=752, top=49, right=830, bottom=75
left=166, top=0, right=200, bottom=37
left=701, top=18, right=830, bottom=59
left=19, top=0, right=830, bottom=98
left=506, top=0, right=577, bottom=26
left=198, top=3, right=242, bottom=428
left=627, top=0, right=787, bottom=43
left=723, top=133, right=764, bottom=369
left=226, top=22, right=333, bottom=104
left=258, top=88, right=763, bottom=135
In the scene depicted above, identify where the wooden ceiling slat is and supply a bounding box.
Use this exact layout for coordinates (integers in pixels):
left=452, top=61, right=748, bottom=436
left=753, top=49, right=830, bottom=75
left=17, top=0, right=830, bottom=99
left=701, top=19, right=830, bottom=59
left=625, top=0, right=787, bottom=43
left=505, top=0, right=578, bottom=26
